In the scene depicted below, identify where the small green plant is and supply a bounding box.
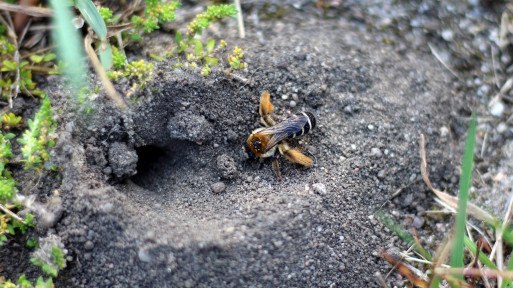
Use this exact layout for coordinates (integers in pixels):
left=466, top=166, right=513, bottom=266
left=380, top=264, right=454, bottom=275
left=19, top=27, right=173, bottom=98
left=0, top=274, right=53, bottom=288
left=112, top=46, right=127, bottom=69
left=0, top=21, right=57, bottom=101
left=107, top=58, right=155, bottom=89
left=17, top=97, right=56, bottom=171
left=75, top=87, right=95, bottom=114
left=228, top=46, right=244, bottom=70
left=0, top=130, right=16, bottom=203
left=2, top=113, right=22, bottom=129
left=131, top=0, right=182, bottom=36
left=125, top=60, right=155, bottom=84
left=31, top=237, right=67, bottom=278
left=1, top=212, right=34, bottom=246
left=0, top=26, right=15, bottom=55
left=185, top=4, right=237, bottom=37
left=169, top=5, right=236, bottom=73
left=98, top=6, right=120, bottom=25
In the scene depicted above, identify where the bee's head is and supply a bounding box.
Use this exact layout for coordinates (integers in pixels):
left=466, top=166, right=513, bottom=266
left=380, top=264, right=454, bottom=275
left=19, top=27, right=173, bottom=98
left=245, top=143, right=256, bottom=159
left=247, top=133, right=264, bottom=155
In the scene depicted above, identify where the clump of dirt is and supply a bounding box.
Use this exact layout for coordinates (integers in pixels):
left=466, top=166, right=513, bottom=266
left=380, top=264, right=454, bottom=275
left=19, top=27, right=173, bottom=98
left=1, top=3, right=468, bottom=288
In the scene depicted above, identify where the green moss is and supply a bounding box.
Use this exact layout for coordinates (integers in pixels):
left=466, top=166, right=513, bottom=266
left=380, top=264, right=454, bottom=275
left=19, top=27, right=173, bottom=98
left=17, top=97, right=56, bottom=171
left=131, top=0, right=181, bottom=34
left=186, top=4, right=237, bottom=37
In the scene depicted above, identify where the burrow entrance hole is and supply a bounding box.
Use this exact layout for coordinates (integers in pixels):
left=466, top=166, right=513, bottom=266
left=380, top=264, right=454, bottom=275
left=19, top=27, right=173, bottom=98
left=130, top=143, right=189, bottom=190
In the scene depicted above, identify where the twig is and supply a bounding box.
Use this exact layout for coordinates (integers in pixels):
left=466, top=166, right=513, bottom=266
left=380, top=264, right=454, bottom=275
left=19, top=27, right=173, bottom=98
left=467, top=221, right=493, bottom=250
left=427, top=43, right=460, bottom=79
left=374, top=272, right=389, bottom=288
left=500, top=12, right=509, bottom=50
left=234, top=0, right=245, bottom=39
left=384, top=245, right=415, bottom=281
left=489, top=77, right=513, bottom=108
left=480, top=130, right=488, bottom=158
left=0, top=12, right=19, bottom=108
left=84, top=30, right=129, bottom=111
left=490, top=189, right=513, bottom=287
left=0, top=203, right=26, bottom=224
left=21, top=45, right=56, bottom=59
left=23, top=65, right=56, bottom=74
left=0, top=2, right=52, bottom=17
left=491, top=46, right=500, bottom=89
left=434, top=267, right=513, bottom=279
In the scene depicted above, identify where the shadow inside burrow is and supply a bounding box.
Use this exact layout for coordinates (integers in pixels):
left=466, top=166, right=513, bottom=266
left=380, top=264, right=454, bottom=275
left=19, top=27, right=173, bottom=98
left=130, top=139, right=198, bottom=192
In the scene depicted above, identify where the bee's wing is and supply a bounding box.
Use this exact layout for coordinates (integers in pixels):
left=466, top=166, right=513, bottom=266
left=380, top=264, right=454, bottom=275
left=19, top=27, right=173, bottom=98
left=257, top=115, right=309, bottom=152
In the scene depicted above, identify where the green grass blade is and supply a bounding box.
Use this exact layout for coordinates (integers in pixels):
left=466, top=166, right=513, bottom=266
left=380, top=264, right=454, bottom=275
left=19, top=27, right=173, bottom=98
left=75, top=0, right=107, bottom=39
left=377, top=212, right=432, bottom=261
left=449, top=111, right=476, bottom=275
left=75, top=0, right=112, bottom=70
left=463, top=236, right=497, bottom=269
left=98, top=42, right=113, bottom=70
left=49, top=0, right=87, bottom=91
left=502, top=251, right=513, bottom=288
left=500, top=225, right=513, bottom=288
left=429, top=276, right=441, bottom=288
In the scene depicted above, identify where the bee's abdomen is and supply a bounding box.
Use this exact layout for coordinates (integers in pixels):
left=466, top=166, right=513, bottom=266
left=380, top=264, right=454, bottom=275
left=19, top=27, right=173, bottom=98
left=292, top=112, right=316, bottom=138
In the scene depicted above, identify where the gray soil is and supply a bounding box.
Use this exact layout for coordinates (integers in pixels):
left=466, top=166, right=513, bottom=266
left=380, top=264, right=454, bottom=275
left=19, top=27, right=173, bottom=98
left=3, top=1, right=498, bottom=287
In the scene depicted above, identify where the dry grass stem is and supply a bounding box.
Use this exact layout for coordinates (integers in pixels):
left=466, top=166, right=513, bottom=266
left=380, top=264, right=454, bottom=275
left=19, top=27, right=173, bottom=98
left=427, top=43, right=460, bottom=79
left=381, top=248, right=429, bottom=288
left=234, top=0, right=245, bottom=38
left=435, top=267, right=513, bottom=279
left=420, top=134, right=496, bottom=224
left=375, top=272, right=389, bottom=288
left=0, top=2, right=52, bottom=17
left=0, top=203, right=26, bottom=224
left=489, top=77, right=513, bottom=108
left=84, top=31, right=129, bottom=111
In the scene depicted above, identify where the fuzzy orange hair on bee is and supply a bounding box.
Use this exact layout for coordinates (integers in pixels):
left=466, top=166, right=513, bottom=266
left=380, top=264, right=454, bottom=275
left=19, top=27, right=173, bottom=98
left=247, top=91, right=316, bottom=179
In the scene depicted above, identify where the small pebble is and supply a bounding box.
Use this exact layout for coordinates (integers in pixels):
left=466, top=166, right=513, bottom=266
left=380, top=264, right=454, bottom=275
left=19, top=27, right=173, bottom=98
left=476, top=84, right=490, bottom=98
left=370, top=147, right=382, bottom=157
left=281, top=94, right=289, bottom=100
left=441, top=29, right=454, bottom=41
left=497, top=122, right=508, bottom=133
left=289, top=100, right=297, bottom=108
left=490, top=101, right=505, bottom=117
left=65, top=122, right=74, bottom=133
left=211, top=182, right=226, bottom=193
left=312, top=183, right=327, bottom=194
left=440, top=126, right=449, bottom=137
left=413, top=216, right=425, bottom=229
left=213, top=143, right=219, bottom=148
left=100, top=203, right=114, bottom=213
left=138, top=248, right=152, bottom=262
left=84, top=241, right=94, bottom=250
left=103, top=167, right=112, bottom=175
left=226, top=129, right=238, bottom=141
left=292, top=94, right=299, bottom=101
left=368, top=124, right=375, bottom=130
left=377, top=170, right=386, bottom=179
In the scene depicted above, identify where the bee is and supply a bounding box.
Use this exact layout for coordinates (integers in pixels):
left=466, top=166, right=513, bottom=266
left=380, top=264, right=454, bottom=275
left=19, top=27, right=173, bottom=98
left=247, top=91, right=316, bottom=179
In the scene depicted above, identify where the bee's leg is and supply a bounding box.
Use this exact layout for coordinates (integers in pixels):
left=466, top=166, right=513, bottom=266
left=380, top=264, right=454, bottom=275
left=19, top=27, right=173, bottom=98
left=279, top=142, right=314, bottom=167
left=272, top=157, right=283, bottom=180
left=259, top=91, right=276, bottom=127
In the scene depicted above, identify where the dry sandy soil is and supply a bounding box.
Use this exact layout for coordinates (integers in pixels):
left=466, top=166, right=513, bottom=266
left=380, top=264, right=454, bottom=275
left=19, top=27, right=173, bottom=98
left=3, top=1, right=508, bottom=287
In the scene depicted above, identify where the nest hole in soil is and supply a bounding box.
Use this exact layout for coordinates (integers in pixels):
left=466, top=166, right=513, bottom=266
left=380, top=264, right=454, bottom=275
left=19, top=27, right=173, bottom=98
left=130, top=141, right=191, bottom=190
